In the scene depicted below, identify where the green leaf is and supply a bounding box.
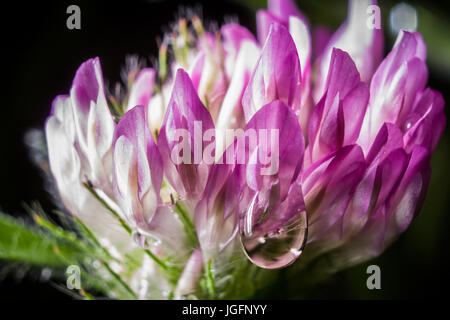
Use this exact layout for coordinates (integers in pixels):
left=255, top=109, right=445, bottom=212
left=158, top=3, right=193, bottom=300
left=0, top=212, right=84, bottom=267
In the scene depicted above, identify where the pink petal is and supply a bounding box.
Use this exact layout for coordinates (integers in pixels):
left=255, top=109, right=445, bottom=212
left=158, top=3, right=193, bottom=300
left=126, top=68, right=156, bottom=112
left=113, top=105, right=163, bottom=231
left=158, top=69, right=215, bottom=202
left=308, top=49, right=369, bottom=164
left=242, top=23, right=302, bottom=122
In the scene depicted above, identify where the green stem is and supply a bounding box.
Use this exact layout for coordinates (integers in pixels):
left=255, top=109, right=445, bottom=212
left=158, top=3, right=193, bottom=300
left=108, top=96, right=124, bottom=118
left=83, top=182, right=131, bottom=234
left=144, top=249, right=169, bottom=272
left=206, top=259, right=216, bottom=297
left=102, top=261, right=137, bottom=299
left=173, top=202, right=198, bottom=247
left=33, top=214, right=78, bottom=243
left=72, top=216, right=122, bottom=264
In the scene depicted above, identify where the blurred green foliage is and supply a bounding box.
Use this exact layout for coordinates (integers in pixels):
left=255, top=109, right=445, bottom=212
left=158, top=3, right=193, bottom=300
left=0, top=212, right=83, bottom=266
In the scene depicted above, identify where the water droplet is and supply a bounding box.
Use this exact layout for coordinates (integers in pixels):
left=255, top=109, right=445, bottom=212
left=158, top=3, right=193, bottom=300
left=240, top=192, right=308, bottom=269
left=402, top=113, right=420, bottom=133
left=132, top=230, right=161, bottom=249
left=403, top=118, right=414, bottom=131
left=132, top=230, right=150, bottom=249
left=93, top=260, right=101, bottom=269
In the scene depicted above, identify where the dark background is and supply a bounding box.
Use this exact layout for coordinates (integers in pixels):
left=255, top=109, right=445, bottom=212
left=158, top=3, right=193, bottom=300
left=1, top=0, right=449, bottom=299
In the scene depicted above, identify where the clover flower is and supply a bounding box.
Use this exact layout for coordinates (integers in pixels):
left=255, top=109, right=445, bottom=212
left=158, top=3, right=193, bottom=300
left=43, top=0, right=445, bottom=299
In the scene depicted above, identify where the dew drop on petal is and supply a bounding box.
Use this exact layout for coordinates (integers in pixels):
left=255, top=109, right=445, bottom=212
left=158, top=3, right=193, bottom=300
left=93, top=260, right=101, bottom=269
left=132, top=229, right=162, bottom=249
left=132, top=230, right=145, bottom=248
left=401, top=113, right=421, bottom=133
left=240, top=193, right=308, bottom=269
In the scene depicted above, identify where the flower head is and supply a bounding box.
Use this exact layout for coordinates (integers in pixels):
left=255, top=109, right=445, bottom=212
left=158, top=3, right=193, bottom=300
left=44, top=0, right=445, bottom=299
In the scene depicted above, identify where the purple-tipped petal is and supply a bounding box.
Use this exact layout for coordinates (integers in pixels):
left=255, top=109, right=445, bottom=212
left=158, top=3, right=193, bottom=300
left=256, top=10, right=283, bottom=44
left=71, top=57, right=103, bottom=115
left=340, top=123, right=406, bottom=242
left=126, top=68, right=156, bottom=112
left=314, top=0, right=383, bottom=100
left=340, top=124, right=410, bottom=253
left=338, top=148, right=410, bottom=262
left=257, top=0, right=307, bottom=44
left=221, top=23, right=257, bottom=58
left=384, top=146, right=430, bottom=245
left=242, top=23, right=302, bottom=122
left=365, top=123, right=404, bottom=165
left=70, top=57, right=115, bottom=155
left=308, top=49, right=369, bottom=164
left=69, top=58, right=116, bottom=192
left=312, top=26, right=332, bottom=60
left=358, top=31, right=428, bottom=148
left=113, top=105, right=163, bottom=231
left=238, top=100, right=305, bottom=200
left=403, top=88, right=446, bottom=153
left=189, top=35, right=229, bottom=121
left=302, top=145, right=366, bottom=243
left=289, top=16, right=311, bottom=83
left=314, top=0, right=383, bottom=101
left=268, top=0, right=305, bottom=21
left=233, top=101, right=307, bottom=268
left=221, top=23, right=259, bottom=85
left=368, top=148, right=410, bottom=222
left=158, top=69, right=215, bottom=202
left=46, top=95, right=131, bottom=251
